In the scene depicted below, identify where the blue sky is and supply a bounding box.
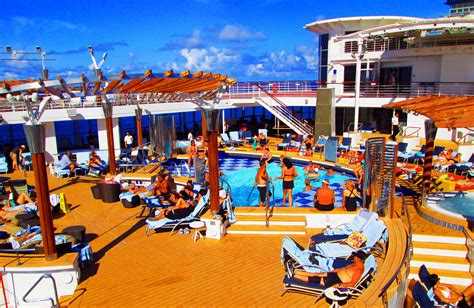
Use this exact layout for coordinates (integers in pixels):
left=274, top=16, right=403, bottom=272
left=1, top=0, right=448, bottom=82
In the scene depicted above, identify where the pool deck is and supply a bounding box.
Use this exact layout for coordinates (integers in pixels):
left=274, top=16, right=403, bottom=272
left=2, top=142, right=473, bottom=306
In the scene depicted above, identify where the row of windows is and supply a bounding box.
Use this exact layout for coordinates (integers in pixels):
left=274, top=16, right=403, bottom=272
left=0, top=106, right=316, bottom=151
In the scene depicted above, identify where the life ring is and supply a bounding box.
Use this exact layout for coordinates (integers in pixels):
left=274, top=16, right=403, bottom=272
left=271, top=84, right=279, bottom=93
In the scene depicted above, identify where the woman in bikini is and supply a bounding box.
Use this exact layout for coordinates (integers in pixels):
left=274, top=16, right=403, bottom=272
left=260, top=147, right=273, bottom=164
left=276, top=158, right=298, bottom=207
left=303, top=135, right=314, bottom=157
left=188, top=140, right=198, bottom=168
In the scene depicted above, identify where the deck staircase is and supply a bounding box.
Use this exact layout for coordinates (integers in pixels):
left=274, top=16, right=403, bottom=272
left=409, top=233, right=472, bottom=287
left=254, top=85, right=313, bottom=136
left=228, top=207, right=307, bottom=235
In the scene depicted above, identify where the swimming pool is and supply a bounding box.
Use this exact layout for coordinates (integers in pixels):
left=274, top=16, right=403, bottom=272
left=436, top=192, right=474, bottom=219
left=219, top=156, right=357, bottom=207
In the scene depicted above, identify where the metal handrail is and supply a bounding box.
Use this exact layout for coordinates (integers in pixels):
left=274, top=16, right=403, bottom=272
left=22, top=274, right=59, bottom=307
left=425, top=179, right=446, bottom=198
left=401, top=126, right=421, bottom=138
left=264, top=180, right=275, bottom=228
left=347, top=122, right=363, bottom=132
left=457, top=132, right=474, bottom=144
left=219, top=177, right=232, bottom=200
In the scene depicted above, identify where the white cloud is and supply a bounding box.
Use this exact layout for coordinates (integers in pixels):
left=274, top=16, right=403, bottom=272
left=219, top=24, right=265, bottom=42
left=10, top=16, right=86, bottom=32
left=179, top=47, right=241, bottom=71
left=4, top=72, right=19, bottom=80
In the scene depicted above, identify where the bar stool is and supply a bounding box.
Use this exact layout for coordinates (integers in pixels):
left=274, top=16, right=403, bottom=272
left=189, top=221, right=205, bottom=242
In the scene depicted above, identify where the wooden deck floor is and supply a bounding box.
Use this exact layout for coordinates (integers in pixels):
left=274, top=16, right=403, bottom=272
left=3, top=145, right=469, bottom=306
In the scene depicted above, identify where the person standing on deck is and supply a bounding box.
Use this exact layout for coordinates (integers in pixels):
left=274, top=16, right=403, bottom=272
left=10, top=145, right=25, bottom=172
left=124, top=131, right=134, bottom=149
left=255, top=161, right=272, bottom=207
left=390, top=111, right=400, bottom=141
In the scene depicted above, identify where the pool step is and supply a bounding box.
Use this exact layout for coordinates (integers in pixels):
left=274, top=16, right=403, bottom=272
left=227, top=225, right=307, bottom=235
left=234, top=215, right=306, bottom=227
left=410, top=233, right=472, bottom=287
left=229, top=209, right=307, bottom=235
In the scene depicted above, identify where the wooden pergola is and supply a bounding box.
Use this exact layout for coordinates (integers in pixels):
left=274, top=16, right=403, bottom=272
left=1, top=69, right=236, bottom=260
left=383, top=95, right=474, bottom=129
left=0, top=69, right=236, bottom=100
left=383, top=94, right=474, bottom=197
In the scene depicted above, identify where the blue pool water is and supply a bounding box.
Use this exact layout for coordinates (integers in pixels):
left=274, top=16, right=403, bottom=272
left=438, top=193, right=474, bottom=218
left=218, top=156, right=356, bottom=207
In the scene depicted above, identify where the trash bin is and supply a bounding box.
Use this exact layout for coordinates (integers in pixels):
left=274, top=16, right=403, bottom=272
left=98, top=182, right=121, bottom=203
left=91, top=185, right=101, bottom=199
left=62, top=225, right=86, bottom=243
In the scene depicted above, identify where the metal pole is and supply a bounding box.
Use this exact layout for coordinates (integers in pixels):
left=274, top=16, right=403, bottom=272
left=354, top=39, right=362, bottom=132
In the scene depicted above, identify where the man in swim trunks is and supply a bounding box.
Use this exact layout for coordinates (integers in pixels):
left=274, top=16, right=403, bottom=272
left=293, top=251, right=366, bottom=288
left=314, top=179, right=335, bottom=211
left=255, top=161, right=272, bottom=207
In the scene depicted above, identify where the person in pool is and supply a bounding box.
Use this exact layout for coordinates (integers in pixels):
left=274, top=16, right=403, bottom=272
left=260, top=147, right=273, bottom=164
left=275, top=157, right=298, bottom=207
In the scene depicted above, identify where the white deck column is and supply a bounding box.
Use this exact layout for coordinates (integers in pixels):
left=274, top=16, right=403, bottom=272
left=44, top=121, right=58, bottom=163
left=97, top=118, right=121, bottom=157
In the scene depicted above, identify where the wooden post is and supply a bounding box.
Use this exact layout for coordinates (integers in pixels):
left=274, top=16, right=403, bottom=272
left=423, top=120, right=437, bottom=196
left=208, top=130, right=220, bottom=213
left=32, top=153, right=57, bottom=260
left=105, top=116, right=116, bottom=174
left=23, top=124, right=56, bottom=261
left=135, top=108, right=143, bottom=146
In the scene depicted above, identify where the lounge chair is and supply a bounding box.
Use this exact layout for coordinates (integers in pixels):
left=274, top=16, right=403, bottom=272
left=448, top=153, right=474, bottom=175
left=21, top=152, right=32, bottom=171
left=311, top=219, right=387, bottom=258
left=309, top=209, right=379, bottom=245
left=228, top=131, right=244, bottom=146
left=277, top=133, right=292, bottom=151
left=338, top=137, right=352, bottom=153
left=281, top=254, right=377, bottom=303
left=413, top=281, right=434, bottom=308
left=220, top=133, right=234, bottom=147
left=9, top=179, right=29, bottom=198
left=145, top=191, right=209, bottom=236
left=0, top=154, right=8, bottom=173
left=53, top=161, right=71, bottom=178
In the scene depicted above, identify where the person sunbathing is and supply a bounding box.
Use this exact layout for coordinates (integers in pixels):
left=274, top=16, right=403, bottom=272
left=0, top=229, right=39, bottom=250
left=427, top=274, right=473, bottom=307
left=179, top=180, right=195, bottom=201
left=151, top=192, right=192, bottom=220
left=152, top=174, right=171, bottom=199
left=127, top=183, right=148, bottom=194
left=292, top=251, right=367, bottom=288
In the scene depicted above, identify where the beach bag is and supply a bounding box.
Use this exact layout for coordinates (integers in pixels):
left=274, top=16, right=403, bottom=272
left=346, top=231, right=367, bottom=249
left=59, top=193, right=70, bottom=214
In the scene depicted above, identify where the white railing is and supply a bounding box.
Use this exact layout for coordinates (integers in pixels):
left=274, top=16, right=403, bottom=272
left=0, top=81, right=473, bottom=113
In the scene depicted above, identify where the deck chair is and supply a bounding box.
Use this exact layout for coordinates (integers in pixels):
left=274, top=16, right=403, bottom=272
left=242, top=130, right=253, bottom=143
left=312, top=219, right=387, bottom=258
left=413, top=281, right=434, bottom=308
left=220, top=133, right=234, bottom=147
left=433, top=146, right=445, bottom=157
left=278, top=134, right=292, bottom=151
left=228, top=131, right=244, bottom=146
left=0, top=154, right=8, bottom=173
left=145, top=191, right=209, bottom=236
left=53, top=161, right=71, bottom=179
left=282, top=254, right=377, bottom=303
left=338, top=137, right=352, bottom=152
left=449, top=153, right=474, bottom=175
left=9, top=179, right=29, bottom=198
left=21, top=152, right=32, bottom=171
left=309, top=209, right=379, bottom=245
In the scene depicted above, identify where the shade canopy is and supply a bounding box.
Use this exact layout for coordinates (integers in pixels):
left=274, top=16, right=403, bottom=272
left=383, top=95, right=474, bottom=128
left=0, top=69, right=236, bottom=102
